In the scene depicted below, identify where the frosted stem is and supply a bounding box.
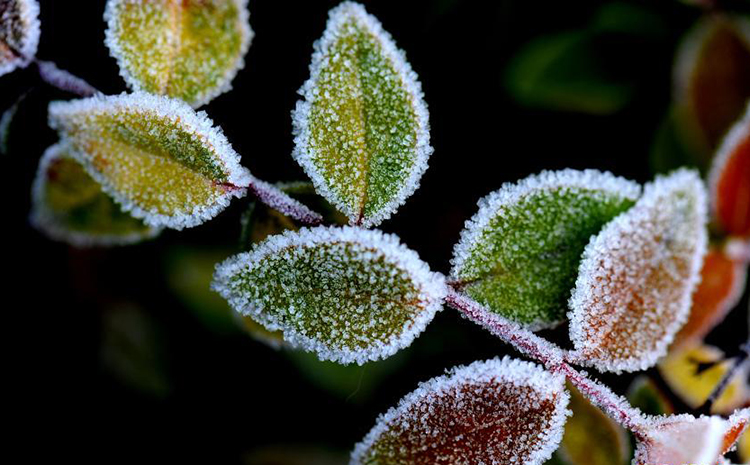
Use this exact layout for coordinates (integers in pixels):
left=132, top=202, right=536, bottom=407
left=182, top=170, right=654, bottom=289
left=35, top=60, right=99, bottom=97
left=445, top=286, right=648, bottom=438
left=246, top=175, right=323, bottom=226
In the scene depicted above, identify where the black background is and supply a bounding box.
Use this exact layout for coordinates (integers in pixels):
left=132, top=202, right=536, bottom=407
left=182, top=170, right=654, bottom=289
left=5, top=0, right=750, bottom=463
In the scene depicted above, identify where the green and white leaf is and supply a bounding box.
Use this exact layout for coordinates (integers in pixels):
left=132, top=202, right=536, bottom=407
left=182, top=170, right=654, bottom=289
left=450, top=169, right=640, bottom=329
left=212, top=226, right=446, bottom=365
left=0, top=0, right=39, bottom=76
left=104, top=0, right=253, bottom=107
left=292, top=2, right=432, bottom=228
left=48, top=92, right=252, bottom=230
left=30, top=142, right=160, bottom=246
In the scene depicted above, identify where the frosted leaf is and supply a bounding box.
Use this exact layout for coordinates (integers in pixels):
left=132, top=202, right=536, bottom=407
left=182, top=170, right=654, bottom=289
left=450, top=169, right=640, bottom=329
left=292, top=2, right=432, bottom=228
left=350, top=356, right=569, bottom=465
left=556, top=384, right=630, bottom=465
left=48, top=92, right=252, bottom=230
left=671, top=246, right=747, bottom=352
left=104, top=0, right=253, bottom=107
left=0, top=0, right=39, bottom=76
left=568, top=169, right=708, bottom=373
left=211, top=226, right=446, bottom=365
left=658, top=344, right=750, bottom=415
left=674, top=14, right=750, bottom=163
left=634, top=409, right=750, bottom=465
left=709, top=103, right=750, bottom=238
left=30, top=142, right=160, bottom=247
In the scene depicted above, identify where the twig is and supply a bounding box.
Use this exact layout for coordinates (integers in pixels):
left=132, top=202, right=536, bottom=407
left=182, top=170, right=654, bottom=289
left=246, top=175, right=323, bottom=226
left=35, top=60, right=99, bottom=97
left=445, top=286, right=648, bottom=437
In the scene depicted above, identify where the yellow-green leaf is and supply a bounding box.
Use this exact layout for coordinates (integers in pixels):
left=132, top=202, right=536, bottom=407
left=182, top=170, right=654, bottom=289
left=48, top=92, right=252, bottom=230
left=104, top=0, right=253, bottom=107
left=30, top=142, right=160, bottom=246
left=0, top=0, right=39, bottom=76
left=292, top=2, right=432, bottom=228
left=556, top=384, right=630, bottom=465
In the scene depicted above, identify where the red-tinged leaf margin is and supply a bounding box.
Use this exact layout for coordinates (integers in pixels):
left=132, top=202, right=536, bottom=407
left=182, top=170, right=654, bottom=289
left=709, top=104, right=750, bottom=238
left=350, top=356, right=570, bottom=465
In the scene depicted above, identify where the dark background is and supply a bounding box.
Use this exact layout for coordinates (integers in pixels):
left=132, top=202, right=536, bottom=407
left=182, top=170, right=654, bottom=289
left=5, top=0, right=749, bottom=463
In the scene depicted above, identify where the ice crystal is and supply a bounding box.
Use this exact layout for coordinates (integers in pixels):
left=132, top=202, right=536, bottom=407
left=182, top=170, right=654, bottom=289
left=671, top=246, right=747, bottom=352
left=709, top=102, right=750, bottom=238
left=212, top=226, right=446, bottom=365
left=634, top=409, right=750, bottom=465
left=673, top=14, right=750, bottom=161
left=104, top=0, right=253, bottom=107
left=0, top=0, right=39, bottom=76
left=658, top=343, right=750, bottom=415
left=568, top=169, right=708, bottom=373
left=48, top=92, right=252, bottom=230
left=350, top=356, right=570, bottom=465
left=557, top=384, right=630, bottom=465
left=292, top=2, right=432, bottom=228
left=30, top=142, right=160, bottom=247
left=450, top=169, right=640, bottom=329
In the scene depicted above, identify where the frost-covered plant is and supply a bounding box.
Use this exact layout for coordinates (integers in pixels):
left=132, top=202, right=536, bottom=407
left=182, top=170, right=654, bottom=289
left=7, top=1, right=750, bottom=464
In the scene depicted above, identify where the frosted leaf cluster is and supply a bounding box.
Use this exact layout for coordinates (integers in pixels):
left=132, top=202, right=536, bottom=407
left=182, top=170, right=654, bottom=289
left=350, top=356, right=570, bottom=465
left=708, top=102, right=750, bottom=238
left=48, top=92, right=252, bottom=230
left=569, top=169, right=708, bottom=373
left=0, top=0, right=39, bottom=76
left=634, top=408, right=750, bottom=465
left=450, top=169, right=640, bottom=329
left=212, top=226, right=446, bottom=365
left=104, top=0, right=253, bottom=107
left=30, top=142, right=160, bottom=247
left=292, top=2, right=432, bottom=228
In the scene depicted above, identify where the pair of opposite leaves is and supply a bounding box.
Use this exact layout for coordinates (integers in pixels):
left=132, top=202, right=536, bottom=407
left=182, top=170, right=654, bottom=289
left=32, top=1, right=432, bottom=244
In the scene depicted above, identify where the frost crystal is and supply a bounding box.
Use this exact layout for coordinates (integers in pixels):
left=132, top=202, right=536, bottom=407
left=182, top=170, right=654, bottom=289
left=450, top=169, right=640, bottom=329
left=709, top=102, right=750, bottom=238
left=292, top=1, right=432, bottom=228
left=350, top=356, right=570, bottom=465
left=212, top=226, right=446, bottom=365
left=48, top=92, right=252, bottom=230
left=30, top=142, right=160, bottom=247
left=673, top=14, right=750, bottom=159
left=568, top=169, right=708, bottom=373
left=0, top=0, right=39, bottom=76
left=104, top=0, right=253, bottom=107
left=634, top=409, right=750, bottom=465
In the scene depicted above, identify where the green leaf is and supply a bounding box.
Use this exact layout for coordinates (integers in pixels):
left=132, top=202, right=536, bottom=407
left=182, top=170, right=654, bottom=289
left=351, top=357, right=569, bottom=465
left=104, top=0, right=253, bottom=107
left=556, top=384, right=631, bottom=465
left=30, top=142, right=160, bottom=246
left=0, top=0, right=39, bottom=76
left=212, top=226, right=445, bottom=364
left=48, top=92, right=252, bottom=230
left=292, top=2, right=432, bottom=228
left=569, top=169, right=708, bottom=373
left=450, top=169, right=640, bottom=329
left=626, top=375, right=674, bottom=416
left=505, top=31, right=635, bottom=115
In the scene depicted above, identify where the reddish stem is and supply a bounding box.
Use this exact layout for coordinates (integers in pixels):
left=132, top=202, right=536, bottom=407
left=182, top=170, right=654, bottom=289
left=246, top=175, right=323, bottom=226
left=445, top=286, right=648, bottom=437
left=35, top=60, right=99, bottom=97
